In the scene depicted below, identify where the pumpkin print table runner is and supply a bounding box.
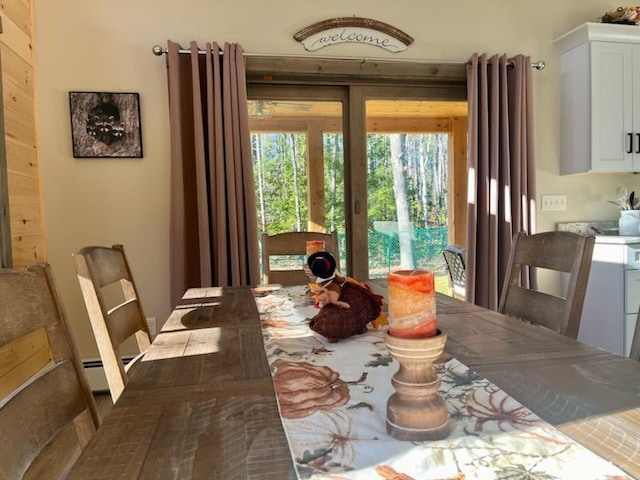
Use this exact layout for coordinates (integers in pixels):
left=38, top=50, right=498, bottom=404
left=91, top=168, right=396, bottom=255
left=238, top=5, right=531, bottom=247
left=253, top=285, right=631, bottom=480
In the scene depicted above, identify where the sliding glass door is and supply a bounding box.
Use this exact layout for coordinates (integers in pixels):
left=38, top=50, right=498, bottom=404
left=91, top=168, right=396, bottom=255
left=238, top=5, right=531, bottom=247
left=247, top=82, right=467, bottom=283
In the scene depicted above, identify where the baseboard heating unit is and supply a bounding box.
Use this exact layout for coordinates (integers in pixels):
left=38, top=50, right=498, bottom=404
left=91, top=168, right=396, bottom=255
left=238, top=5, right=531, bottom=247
left=82, top=357, right=135, bottom=392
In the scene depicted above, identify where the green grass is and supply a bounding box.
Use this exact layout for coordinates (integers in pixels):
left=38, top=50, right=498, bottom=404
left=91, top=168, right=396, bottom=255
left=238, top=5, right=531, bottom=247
left=435, top=273, right=452, bottom=296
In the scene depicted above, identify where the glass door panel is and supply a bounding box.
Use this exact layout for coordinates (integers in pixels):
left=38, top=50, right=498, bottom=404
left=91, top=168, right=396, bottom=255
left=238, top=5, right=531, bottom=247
left=365, top=99, right=451, bottom=293
left=248, top=99, right=346, bottom=275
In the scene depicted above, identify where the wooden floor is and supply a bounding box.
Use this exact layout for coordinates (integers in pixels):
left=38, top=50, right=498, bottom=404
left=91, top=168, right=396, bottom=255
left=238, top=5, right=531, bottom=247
left=93, top=392, right=113, bottom=419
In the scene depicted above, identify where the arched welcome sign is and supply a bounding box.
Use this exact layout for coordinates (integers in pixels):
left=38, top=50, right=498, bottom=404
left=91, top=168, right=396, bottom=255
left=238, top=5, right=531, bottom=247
left=294, top=17, right=414, bottom=53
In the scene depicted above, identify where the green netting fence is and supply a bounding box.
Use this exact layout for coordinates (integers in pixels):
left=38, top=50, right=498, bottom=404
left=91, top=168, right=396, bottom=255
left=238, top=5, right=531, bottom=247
left=365, top=227, right=449, bottom=278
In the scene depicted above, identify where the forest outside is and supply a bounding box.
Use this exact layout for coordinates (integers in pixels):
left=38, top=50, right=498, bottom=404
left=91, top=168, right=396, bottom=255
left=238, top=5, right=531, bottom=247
left=251, top=131, right=453, bottom=293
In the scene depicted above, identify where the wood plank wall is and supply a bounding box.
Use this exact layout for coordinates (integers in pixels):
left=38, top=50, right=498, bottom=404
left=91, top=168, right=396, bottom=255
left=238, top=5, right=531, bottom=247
left=1, top=0, right=45, bottom=268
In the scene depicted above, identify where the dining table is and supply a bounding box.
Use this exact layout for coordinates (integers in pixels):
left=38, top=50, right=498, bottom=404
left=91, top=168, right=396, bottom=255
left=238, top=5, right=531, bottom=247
left=67, top=279, right=640, bottom=479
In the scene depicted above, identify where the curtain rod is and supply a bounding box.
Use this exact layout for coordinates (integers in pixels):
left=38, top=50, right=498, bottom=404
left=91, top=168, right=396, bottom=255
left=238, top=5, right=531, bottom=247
left=151, top=45, right=545, bottom=70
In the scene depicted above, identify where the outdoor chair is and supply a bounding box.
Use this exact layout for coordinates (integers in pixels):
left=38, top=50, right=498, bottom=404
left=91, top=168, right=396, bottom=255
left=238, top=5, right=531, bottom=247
left=442, top=244, right=466, bottom=300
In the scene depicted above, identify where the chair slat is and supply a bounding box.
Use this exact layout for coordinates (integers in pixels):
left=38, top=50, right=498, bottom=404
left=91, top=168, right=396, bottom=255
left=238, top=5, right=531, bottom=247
left=74, top=244, right=151, bottom=403
left=0, top=271, right=58, bottom=344
left=0, top=328, right=51, bottom=400
left=0, top=264, right=99, bottom=480
left=498, top=231, right=595, bottom=339
left=0, top=362, right=87, bottom=478
left=262, top=231, right=340, bottom=286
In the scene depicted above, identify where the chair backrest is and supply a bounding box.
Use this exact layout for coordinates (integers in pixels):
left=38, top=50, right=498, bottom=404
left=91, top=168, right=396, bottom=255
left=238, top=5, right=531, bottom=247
left=442, top=244, right=466, bottom=300
left=0, top=263, right=100, bottom=480
left=262, top=231, right=340, bottom=286
left=630, top=306, right=640, bottom=361
left=498, top=231, right=595, bottom=339
left=73, top=244, right=151, bottom=403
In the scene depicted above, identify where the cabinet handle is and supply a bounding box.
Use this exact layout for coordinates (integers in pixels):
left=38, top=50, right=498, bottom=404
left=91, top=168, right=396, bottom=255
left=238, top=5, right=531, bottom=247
left=636, top=133, right=640, bottom=154
left=628, top=133, right=634, bottom=154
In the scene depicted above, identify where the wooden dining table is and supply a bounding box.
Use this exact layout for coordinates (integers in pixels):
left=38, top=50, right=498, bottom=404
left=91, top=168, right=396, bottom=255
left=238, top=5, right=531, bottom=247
left=67, top=281, right=640, bottom=479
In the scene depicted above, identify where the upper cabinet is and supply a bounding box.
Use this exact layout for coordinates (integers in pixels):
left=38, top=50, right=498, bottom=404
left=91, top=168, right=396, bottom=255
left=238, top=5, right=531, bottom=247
left=555, top=22, right=640, bottom=174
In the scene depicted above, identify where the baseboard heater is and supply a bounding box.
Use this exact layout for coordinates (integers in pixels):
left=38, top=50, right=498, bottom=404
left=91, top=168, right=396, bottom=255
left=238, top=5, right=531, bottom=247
left=82, top=357, right=135, bottom=392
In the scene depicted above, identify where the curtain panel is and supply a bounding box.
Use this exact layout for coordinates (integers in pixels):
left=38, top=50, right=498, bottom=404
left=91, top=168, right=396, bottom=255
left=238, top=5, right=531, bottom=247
left=167, top=41, right=260, bottom=306
left=466, top=53, right=536, bottom=310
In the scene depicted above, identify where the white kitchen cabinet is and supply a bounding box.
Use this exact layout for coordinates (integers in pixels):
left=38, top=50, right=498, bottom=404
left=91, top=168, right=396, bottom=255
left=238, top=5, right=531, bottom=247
left=554, top=22, right=640, bottom=174
left=577, top=236, right=640, bottom=356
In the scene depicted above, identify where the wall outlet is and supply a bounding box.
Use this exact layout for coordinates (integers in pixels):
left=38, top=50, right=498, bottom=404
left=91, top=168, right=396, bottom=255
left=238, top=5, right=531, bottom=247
left=146, top=317, right=157, bottom=338
left=541, top=194, right=567, bottom=211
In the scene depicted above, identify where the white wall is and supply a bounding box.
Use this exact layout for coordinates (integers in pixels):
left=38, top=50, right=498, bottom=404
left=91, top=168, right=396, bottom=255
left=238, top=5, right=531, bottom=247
left=33, top=0, right=637, bottom=358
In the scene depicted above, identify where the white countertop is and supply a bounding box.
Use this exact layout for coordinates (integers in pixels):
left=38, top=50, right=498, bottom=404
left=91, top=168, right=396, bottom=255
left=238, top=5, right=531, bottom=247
left=595, top=235, right=640, bottom=245
left=557, top=221, right=640, bottom=244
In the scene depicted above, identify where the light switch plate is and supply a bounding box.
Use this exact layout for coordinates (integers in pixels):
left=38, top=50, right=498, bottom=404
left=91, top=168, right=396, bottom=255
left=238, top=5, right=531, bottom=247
left=541, top=194, right=567, bottom=211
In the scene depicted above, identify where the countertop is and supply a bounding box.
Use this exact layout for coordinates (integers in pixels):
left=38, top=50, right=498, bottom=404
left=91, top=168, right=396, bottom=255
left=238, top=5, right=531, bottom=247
left=557, top=221, right=640, bottom=244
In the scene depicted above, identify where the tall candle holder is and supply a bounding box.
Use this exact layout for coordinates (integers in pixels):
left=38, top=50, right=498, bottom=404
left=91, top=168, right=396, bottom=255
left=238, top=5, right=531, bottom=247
left=385, top=270, right=449, bottom=441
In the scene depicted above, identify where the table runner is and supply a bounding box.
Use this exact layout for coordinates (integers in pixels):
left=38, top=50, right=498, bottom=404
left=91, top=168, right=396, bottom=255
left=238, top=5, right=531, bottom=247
left=254, top=285, right=631, bottom=480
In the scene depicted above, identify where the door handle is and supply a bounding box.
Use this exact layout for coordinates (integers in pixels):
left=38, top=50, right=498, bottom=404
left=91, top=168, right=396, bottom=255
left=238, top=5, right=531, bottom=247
left=628, top=133, right=634, bottom=154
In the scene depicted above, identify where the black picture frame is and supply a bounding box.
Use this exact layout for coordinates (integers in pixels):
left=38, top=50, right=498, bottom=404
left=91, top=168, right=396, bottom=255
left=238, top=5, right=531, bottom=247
left=69, top=91, right=143, bottom=158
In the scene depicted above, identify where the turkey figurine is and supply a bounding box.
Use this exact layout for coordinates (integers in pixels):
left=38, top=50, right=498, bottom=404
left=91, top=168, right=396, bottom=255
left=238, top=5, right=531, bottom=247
left=307, top=251, right=382, bottom=342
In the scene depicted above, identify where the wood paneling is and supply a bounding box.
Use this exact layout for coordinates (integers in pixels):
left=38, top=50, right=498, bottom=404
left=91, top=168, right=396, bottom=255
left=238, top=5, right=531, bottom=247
left=0, top=11, right=32, bottom=63
left=3, top=74, right=35, bottom=120
left=5, top=138, right=37, bottom=176
left=451, top=117, right=467, bottom=246
left=9, top=202, right=41, bottom=236
left=12, top=233, right=45, bottom=266
left=0, top=0, right=31, bottom=36
left=3, top=103, right=36, bottom=146
left=0, top=0, right=43, bottom=268
left=0, top=44, right=33, bottom=92
left=246, top=56, right=467, bottom=87
left=306, top=119, right=325, bottom=231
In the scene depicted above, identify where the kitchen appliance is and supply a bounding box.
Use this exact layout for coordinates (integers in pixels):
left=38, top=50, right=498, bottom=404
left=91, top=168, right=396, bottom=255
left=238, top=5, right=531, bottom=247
left=558, top=222, right=640, bottom=356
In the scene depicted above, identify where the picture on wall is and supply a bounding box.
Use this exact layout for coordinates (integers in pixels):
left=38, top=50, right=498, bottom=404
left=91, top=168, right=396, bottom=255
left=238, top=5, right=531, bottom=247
left=69, top=91, right=143, bottom=158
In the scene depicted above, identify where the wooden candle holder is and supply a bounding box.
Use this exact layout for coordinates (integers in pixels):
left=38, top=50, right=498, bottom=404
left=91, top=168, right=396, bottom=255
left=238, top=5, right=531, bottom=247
left=384, top=329, right=449, bottom=441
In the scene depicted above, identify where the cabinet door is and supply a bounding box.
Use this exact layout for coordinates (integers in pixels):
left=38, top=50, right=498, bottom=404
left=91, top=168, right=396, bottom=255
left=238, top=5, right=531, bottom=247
left=625, top=269, right=640, bottom=314
left=577, top=243, right=625, bottom=355
left=633, top=46, right=640, bottom=170
left=591, top=42, right=634, bottom=171
left=625, top=313, right=638, bottom=357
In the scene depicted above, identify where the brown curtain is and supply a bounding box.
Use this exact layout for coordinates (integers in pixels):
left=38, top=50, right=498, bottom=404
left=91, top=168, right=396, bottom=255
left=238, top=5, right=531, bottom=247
left=167, top=41, right=260, bottom=305
left=466, top=53, right=536, bottom=310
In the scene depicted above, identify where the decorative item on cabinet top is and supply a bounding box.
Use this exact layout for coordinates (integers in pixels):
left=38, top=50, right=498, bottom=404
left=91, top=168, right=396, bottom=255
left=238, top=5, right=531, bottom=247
left=598, top=5, right=640, bottom=25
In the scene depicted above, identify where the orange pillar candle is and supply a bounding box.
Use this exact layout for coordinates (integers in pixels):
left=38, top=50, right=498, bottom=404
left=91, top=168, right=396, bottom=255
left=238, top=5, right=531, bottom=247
left=306, top=240, right=325, bottom=257
left=387, top=269, right=437, bottom=338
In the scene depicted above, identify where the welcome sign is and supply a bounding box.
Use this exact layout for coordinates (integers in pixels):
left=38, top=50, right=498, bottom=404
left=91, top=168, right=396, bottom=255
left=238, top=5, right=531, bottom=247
left=294, top=17, right=413, bottom=53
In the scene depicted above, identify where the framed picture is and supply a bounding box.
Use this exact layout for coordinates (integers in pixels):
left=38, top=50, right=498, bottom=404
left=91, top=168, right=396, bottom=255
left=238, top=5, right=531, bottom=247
left=69, top=91, right=143, bottom=158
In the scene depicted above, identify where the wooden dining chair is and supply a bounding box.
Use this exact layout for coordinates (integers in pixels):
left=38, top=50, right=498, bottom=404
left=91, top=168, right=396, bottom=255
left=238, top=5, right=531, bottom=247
left=262, top=231, right=340, bottom=285
left=73, top=244, right=151, bottom=403
left=0, top=263, right=100, bottom=480
left=498, top=231, right=596, bottom=339
left=442, top=244, right=466, bottom=300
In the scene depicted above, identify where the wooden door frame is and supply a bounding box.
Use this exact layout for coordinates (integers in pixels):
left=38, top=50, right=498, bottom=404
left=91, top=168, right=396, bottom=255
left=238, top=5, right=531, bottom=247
left=0, top=50, right=11, bottom=269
